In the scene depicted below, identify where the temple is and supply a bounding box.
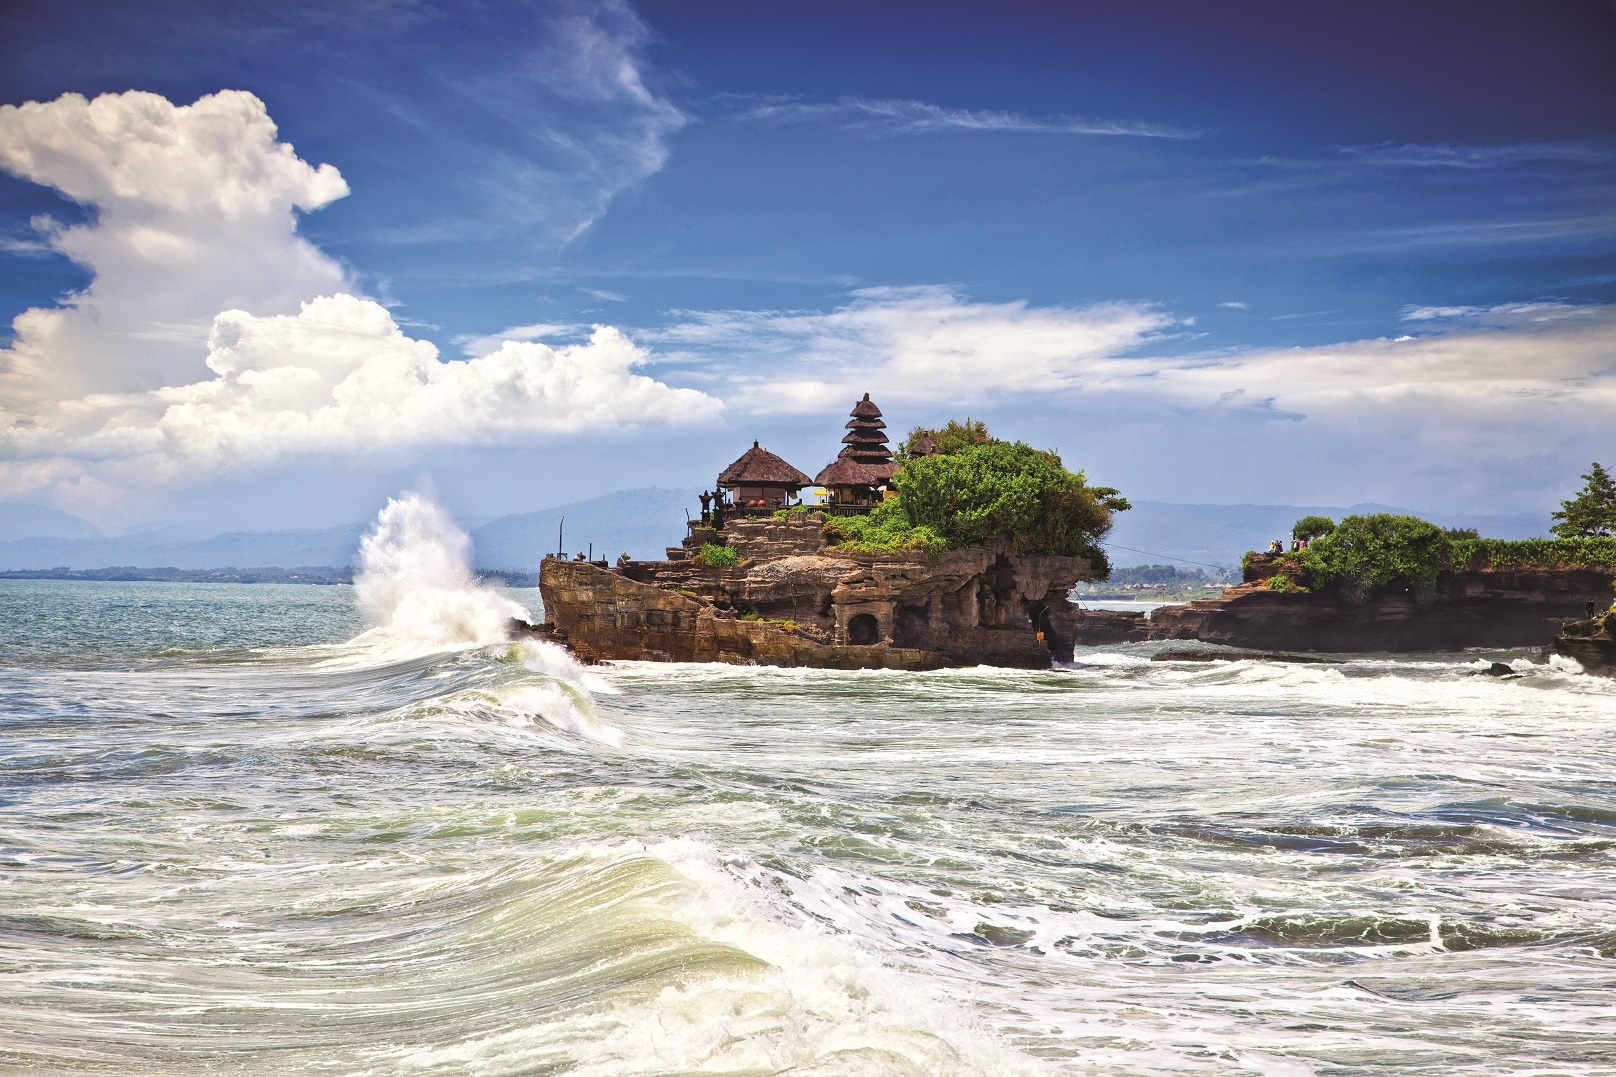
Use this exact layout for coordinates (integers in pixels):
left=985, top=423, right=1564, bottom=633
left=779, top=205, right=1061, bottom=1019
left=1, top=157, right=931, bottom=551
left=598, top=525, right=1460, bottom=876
left=537, top=392, right=1100, bottom=669
left=814, top=393, right=897, bottom=512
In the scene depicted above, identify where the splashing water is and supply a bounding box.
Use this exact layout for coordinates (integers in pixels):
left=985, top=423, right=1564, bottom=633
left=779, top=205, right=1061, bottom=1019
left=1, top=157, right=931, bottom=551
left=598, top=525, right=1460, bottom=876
left=354, top=492, right=529, bottom=648
left=345, top=493, right=622, bottom=745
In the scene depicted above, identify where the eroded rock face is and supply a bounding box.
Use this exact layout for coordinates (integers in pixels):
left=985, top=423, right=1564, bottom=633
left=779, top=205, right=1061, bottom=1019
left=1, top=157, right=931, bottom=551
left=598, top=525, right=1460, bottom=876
left=1146, top=567, right=1616, bottom=652
left=540, top=514, right=1095, bottom=669
left=1554, top=615, right=1616, bottom=677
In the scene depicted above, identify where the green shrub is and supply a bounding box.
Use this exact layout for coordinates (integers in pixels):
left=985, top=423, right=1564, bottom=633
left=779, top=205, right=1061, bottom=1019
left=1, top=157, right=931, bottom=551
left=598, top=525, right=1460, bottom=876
left=901, top=418, right=990, bottom=458
left=892, top=438, right=1126, bottom=574
left=823, top=498, right=947, bottom=556
left=1447, top=536, right=1616, bottom=571
left=691, top=543, right=740, bottom=568
left=1292, top=515, right=1336, bottom=541
left=739, top=612, right=800, bottom=632
left=1300, top=513, right=1450, bottom=602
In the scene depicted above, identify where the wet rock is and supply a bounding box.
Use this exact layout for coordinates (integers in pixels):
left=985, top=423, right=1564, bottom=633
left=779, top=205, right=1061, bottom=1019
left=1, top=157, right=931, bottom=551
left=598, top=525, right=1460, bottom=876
left=538, top=513, right=1096, bottom=669
left=1553, top=615, right=1616, bottom=677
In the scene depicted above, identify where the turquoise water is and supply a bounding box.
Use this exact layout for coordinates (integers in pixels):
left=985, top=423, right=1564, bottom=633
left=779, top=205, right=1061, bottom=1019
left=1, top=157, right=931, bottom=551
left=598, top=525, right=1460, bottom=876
left=3, top=576, right=1615, bottom=1075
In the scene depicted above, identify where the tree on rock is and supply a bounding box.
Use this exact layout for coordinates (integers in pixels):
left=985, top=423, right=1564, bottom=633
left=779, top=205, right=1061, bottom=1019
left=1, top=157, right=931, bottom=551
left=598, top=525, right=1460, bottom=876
left=1300, top=513, right=1450, bottom=603
left=894, top=435, right=1128, bottom=574
left=1552, top=462, right=1616, bottom=538
left=1292, top=515, right=1336, bottom=541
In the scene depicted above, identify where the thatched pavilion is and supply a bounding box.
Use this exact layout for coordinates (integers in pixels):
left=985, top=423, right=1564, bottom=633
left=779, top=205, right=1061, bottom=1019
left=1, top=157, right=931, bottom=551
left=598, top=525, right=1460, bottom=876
left=716, top=441, right=812, bottom=513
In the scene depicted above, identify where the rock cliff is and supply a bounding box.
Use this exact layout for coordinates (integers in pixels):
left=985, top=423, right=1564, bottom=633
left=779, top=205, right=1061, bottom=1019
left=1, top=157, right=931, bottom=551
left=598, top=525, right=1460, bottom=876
left=1145, top=564, right=1614, bottom=652
left=1554, top=614, right=1616, bottom=676
left=539, top=513, right=1094, bottom=668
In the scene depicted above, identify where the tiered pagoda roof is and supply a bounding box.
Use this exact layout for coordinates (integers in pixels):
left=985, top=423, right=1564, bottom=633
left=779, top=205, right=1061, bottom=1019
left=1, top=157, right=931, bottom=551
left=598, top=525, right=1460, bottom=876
left=717, top=441, right=811, bottom=489
left=815, top=393, right=897, bottom=488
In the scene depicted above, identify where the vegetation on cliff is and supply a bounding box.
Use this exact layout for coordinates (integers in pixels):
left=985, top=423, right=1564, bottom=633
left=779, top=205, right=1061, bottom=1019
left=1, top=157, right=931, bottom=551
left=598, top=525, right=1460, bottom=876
left=822, top=499, right=948, bottom=555
left=1552, top=462, right=1616, bottom=538
left=691, top=543, right=741, bottom=567
left=1291, top=515, right=1336, bottom=542
left=1252, top=507, right=1616, bottom=602
left=816, top=422, right=1129, bottom=573
left=1300, top=513, right=1451, bottom=601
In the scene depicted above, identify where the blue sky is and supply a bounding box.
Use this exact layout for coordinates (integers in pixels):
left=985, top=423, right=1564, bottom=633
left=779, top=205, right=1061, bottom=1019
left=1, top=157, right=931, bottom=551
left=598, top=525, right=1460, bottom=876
left=0, top=0, right=1612, bottom=531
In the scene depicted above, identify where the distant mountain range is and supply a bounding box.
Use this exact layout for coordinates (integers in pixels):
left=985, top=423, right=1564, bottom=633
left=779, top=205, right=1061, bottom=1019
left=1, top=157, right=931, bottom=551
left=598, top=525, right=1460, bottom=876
left=0, top=491, right=1552, bottom=574
left=0, top=502, right=100, bottom=541
left=0, top=489, right=701, bottom=572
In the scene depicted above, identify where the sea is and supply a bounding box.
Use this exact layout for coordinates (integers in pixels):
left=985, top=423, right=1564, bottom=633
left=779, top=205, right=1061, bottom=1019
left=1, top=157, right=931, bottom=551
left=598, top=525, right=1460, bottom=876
left=3, top=495, right=1613, bottom=1076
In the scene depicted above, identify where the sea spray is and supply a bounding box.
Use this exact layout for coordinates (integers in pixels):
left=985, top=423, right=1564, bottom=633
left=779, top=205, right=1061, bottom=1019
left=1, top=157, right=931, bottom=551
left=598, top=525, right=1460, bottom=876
left=354, top=492, right=528, bottom=648
left=347, top=493, right=621, bottom=742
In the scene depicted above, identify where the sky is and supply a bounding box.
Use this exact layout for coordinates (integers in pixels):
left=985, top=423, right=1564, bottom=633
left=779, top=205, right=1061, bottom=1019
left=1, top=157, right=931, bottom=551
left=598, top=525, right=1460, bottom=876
left=0, top=0, right=1613, bottom=533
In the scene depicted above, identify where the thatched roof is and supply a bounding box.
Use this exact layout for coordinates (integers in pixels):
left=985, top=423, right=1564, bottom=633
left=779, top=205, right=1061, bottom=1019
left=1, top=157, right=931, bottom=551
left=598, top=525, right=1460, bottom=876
left=717, top=441, right=811, bottom=488
left=815, top=453, right=896, bottom=487
left=909, top=433, right=940, bottom=456
left=849, top=392, right=882, bottom=419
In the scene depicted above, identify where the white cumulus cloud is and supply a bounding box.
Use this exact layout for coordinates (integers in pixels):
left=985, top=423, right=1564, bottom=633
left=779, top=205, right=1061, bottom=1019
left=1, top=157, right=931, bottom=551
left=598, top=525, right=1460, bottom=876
left=0, top=89, right=717, bottom=511
left=4, top=295, right=718, bottom=497
left=0, top=90, right=351, bottom=404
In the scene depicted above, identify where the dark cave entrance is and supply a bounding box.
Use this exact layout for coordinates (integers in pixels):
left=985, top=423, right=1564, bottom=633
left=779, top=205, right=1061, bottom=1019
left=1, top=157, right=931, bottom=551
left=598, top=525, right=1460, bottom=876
left=847, top=613, right=880, bottom=646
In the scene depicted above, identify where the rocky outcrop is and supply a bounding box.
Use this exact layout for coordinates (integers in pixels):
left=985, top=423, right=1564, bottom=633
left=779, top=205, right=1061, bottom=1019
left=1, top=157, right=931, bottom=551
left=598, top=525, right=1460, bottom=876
left=1147, top=567, right=1615, bottom=652
left=540, top=513, right=1095, bottom=669
left=1069, top=608, right=1152, bottom=646
left=1554, top=615, right=1616, bottom=677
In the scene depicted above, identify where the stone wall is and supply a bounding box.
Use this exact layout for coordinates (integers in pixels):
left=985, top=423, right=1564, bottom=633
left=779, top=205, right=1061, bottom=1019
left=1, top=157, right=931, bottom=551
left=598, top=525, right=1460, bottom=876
left=722, top=514, right=829, bottom=559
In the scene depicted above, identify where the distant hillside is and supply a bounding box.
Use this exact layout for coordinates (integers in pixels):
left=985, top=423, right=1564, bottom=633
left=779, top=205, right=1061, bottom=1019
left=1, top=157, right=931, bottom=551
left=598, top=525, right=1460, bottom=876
left=0, top=502, right=99, bottom=542
left=0, top=489, right=702, bottom=572
left=1106, top=501, right=1550, bottom=570
left=471, top=488, right=699, bottom=569
left=0, top=524, right=367, bottom=572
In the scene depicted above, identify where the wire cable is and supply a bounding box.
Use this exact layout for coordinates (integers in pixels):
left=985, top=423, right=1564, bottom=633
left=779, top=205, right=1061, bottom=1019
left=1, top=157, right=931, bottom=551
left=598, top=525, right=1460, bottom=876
left=1098, top=541, right=1231, bottom=571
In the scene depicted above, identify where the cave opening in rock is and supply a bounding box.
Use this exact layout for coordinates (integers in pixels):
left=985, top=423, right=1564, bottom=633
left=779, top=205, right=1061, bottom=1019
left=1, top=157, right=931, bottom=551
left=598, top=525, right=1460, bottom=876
left=893, top=605, right=929, bottom=648
left=1030, top=600, right=1059, bottom=653
left=847, top=613, right=880, bottom=646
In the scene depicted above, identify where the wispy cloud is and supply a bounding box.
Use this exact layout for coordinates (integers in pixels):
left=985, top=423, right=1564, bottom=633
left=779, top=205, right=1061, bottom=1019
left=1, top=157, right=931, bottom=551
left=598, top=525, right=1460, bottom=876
left=1216, top=301, right=1250, bottom=310
left=1332, top=140, right=1616, bottom=170
left=453, top=321, right=588, bottom=357
left=640, top=291, right=1615, bottom=512
left=734, top=95, right=1197, bottom=140
left=641, top=285, right=1182, bottom=411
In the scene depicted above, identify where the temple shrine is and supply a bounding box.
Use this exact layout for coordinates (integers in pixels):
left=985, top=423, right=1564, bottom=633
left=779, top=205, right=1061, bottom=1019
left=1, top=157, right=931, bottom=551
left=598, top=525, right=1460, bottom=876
left=814, top=393, right=897, bottom=510
left=701, top=393, right=901, bottom=527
